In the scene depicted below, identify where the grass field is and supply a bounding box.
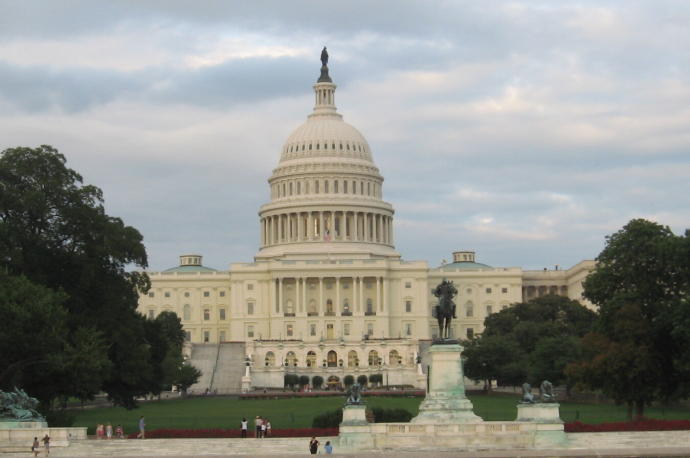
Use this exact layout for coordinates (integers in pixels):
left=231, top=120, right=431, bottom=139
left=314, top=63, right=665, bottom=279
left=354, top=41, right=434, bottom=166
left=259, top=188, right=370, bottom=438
left=70, top=393, right=690, bottom=435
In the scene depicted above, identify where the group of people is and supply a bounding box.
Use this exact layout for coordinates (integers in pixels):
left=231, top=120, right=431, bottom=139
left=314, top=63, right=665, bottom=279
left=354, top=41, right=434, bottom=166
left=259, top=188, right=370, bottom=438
left=240, top=416, right=272, bottom=438
left=30, top=435, right=49, bottom=457
left=309, top=437, right=333, bottom=455
left=95, top=423, right=125, bottom=439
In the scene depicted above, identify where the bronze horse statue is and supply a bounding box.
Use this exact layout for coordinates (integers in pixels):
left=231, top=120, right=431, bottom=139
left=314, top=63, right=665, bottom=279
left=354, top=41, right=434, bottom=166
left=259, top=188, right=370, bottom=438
left=432, top=279, right=457, bottom=339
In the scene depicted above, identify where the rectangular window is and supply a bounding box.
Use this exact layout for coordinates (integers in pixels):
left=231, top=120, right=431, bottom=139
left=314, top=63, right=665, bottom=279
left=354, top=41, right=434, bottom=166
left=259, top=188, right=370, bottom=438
left=184, top=331, right=191, bottom=341
left=466, top=305, right=473, bottom=317
left=148, top=309, right=155, bottom=319
left=405, top=323, right=412, bottom=336
left=367, top=323, right=374, bottom=336
left=286, top=324, right=293, bottom=337
left=203, top=291, right=210, bottom=297
left=148, top=291, right=155, bottom=298
left=220, top=290, right=226, bottom=297
left=405, top=300, right=412, bottom=313
left=247, top=283, right=254, bottom=291
left=203, top=331, right=210, bottom=343
left=184, top=292, right=190, bottom=297
left=203, top=309, right=210, bottom=320
left=501, top=287, right=508, bottom=294
left=310, top=324, right=316, bottom=336
left=343, top=283, right=349, bottom=289
left=164, top=292, right=171, bottom=298
left=219, top=308, right=226, bottom=320
left=247, top=325, right=254, bottom=338
left=405, top=282, right=412, bottom=289
left=344, top=323, right=351, bottom=336
left=247, top=301, right=254, bottom=315
left=326, top=282, right=332, bottom=289
left=485, top=288, right=492, bottom=294
left=219, top=330, right=226, bottom=341
left=486, top=305, right=492, bottom=315
left=467, top=328, right=474, bottom=339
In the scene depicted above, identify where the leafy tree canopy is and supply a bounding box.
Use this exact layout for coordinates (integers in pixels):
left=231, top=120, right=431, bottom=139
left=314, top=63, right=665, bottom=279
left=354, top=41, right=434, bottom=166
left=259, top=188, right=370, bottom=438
left=463, top=294, right=597, bottom=389
left=567, top=219, right=690, bottom=419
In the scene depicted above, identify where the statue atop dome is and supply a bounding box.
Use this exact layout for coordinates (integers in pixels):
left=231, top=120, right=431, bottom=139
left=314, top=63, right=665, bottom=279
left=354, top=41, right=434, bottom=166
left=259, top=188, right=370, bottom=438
left=318, top=46, right=332, bottom=83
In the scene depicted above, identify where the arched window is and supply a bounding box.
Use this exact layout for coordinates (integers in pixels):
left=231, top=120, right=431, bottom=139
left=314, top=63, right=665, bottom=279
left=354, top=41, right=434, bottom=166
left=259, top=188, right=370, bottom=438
left=326, top=299, right=333, bottom=314
left=368, top=350, right=379, bottom=366
left=334, top=180, right=339, bottom=193
left=348, top=350, right=359, bottom=367
left=265, top=351, right=275, bottom=367
left=325, top=180, right=329, bottom=193
left=306, top=351, right=317, bottom=367
left=308, top=299, right=317, bottom=316
left=342, top=298, right=350, bottom=314
left=285, top=351, right=297, bottom=367
left=366, top=298, right=373, bottom=314
left=465, top=302, right=474, bottom=317
left=315, top=180, right=320, bottom=194
left=285, top=300, right=294, bottom=315
left=183, top=304, right=191, bottom=321
left=389, top=350, right=401, bottom=366
left=327, top=350, right=338, bottom=367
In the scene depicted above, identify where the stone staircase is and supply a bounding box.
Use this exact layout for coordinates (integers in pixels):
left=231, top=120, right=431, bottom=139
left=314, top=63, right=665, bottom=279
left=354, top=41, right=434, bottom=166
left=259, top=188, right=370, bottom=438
left=187, top=343, right=219, bottom=394
left=211, top=342, right=246, bottom=394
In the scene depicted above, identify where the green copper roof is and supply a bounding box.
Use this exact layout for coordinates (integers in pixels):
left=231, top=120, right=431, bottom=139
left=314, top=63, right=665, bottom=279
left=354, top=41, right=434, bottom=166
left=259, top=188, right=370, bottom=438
left=439, top=261, right=493, bottom=270
left=163, top=265, right=218, bottom=273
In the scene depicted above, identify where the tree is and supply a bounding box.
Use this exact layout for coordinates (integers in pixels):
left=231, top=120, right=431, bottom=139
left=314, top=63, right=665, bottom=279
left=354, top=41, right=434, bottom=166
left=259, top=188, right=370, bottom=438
left=463, top=295, right=597, bottom=389
left=343, top=375, right=354, bottom=387
left=298, top=375, right=310, bottom=388
left=283, top=373, right=298, bottom=389
left=567, top=219, right=690, bottom=419
left=369, top=374, right=383, bottom=385
left=356, top=374, right=368, bottom=386
left=0, top=145, right=152, bottom=409
left=311, top=375, right=324, bottom=389
left=173, top=364, right=202, bottom=395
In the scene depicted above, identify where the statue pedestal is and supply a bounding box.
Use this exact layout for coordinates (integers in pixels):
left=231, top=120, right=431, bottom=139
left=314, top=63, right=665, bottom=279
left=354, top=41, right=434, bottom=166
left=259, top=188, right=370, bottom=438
left=516, top=403, right=563, bottom=424
left=338, top=404, right=373, bottom=450
left=411, top=343, right=482, bottom=423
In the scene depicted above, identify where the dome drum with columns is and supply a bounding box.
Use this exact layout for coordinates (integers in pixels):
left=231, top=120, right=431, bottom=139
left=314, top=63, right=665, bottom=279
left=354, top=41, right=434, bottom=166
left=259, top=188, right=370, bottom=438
left=257, top=63, right=398, bottom=260
left=137, top=50, right=595, bottom=393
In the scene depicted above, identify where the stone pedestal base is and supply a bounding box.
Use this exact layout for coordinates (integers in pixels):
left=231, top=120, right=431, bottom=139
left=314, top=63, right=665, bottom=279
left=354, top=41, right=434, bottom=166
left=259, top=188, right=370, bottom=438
left=341, top=404, right=368, bottom=426
left=411, top=343, right=481, bottom=424
left=241, top=375, right=251, bottom=393
left=516, top=403, right=563, bottom=424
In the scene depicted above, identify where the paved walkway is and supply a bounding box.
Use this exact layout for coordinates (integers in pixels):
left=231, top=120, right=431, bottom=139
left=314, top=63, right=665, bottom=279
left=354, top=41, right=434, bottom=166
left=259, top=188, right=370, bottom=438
left=21, top=431, right=690, bottom=457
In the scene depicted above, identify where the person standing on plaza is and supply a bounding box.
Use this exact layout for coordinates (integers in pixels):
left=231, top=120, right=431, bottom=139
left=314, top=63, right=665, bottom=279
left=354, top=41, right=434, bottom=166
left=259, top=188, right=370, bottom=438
left=42, top=434, right=50, bottom=456
left=32, top=437, right=39, bottom=457
left=265, top=419, right=272, bottom=437
left=254, top=416, right=262, bottom=438
left=309, top=436, right=319, bottom=455
left=115, top=424, right=124, bottom=439
left=105, top=423, right=113, bottom=439
left=96, top=423, right=104, bottom=439
left=240, top=418, right=248, bottom=438
left=137, top=416, right=146, bottom=439
left=324, top=440, right=333, bottom=454
left=260, top=418, right=266, bottom=438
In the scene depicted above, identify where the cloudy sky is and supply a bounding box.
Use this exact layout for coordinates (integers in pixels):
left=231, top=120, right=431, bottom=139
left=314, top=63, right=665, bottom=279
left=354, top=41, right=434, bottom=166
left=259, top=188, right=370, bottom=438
left=1, top=1, right=689, bottom=271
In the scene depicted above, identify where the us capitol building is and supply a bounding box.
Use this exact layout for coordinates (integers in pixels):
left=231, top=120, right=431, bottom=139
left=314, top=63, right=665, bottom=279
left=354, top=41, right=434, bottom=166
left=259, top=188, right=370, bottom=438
left=137, top=52, right=594, bottom=392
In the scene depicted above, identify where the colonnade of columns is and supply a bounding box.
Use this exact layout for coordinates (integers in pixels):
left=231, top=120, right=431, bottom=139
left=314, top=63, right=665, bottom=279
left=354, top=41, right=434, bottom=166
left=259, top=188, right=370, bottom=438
left=260, top=210, right=393, bottom=247
left=270, top=275, right=387, bottom=318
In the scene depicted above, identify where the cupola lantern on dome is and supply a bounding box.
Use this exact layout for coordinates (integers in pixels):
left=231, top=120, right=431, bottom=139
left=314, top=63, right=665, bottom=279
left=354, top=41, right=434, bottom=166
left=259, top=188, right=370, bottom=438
left=255, top=50, right=399, bottom=261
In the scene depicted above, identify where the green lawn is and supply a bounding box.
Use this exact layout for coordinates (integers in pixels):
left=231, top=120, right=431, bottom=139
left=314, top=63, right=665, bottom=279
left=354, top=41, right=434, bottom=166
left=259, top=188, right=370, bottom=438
left=70, top=394, right=690, bottom=435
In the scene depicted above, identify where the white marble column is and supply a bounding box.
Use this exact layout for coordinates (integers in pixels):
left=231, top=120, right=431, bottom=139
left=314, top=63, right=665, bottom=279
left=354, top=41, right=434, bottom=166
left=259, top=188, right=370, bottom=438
left=359, top=277, right=364, bottom=314
left=330, top=211, right=335, bottom=240
left=319, top=212, right=324, bottom=240
left=277, top=278, right=282, bottom=314
left=336, top=277, right=340, bottom=315
left=319, top=277, right=323, bottom=315
left=382, top=277, right=387, bottom=313
left=376, top=277, right=381, bottom=312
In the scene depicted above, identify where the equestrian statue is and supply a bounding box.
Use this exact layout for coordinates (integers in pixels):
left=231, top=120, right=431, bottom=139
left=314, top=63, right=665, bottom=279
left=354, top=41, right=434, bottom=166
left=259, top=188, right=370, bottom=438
left=432, top=279, right=457, bottom=340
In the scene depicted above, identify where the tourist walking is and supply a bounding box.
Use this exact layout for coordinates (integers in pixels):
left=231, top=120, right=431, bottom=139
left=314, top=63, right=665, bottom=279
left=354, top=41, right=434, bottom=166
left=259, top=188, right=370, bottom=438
left=96, top=423, right=104, bottom=439
left=115, top=424, right=124, bottom=439
left=265, top=419, right=272, bottom=437
left=240, top=418, right=248, bottom=438
left=324, top=440, right=333, bottom=454
left=309, top=436, right=319, bottom=455
left=106, top=423, right=113, bottom=439
left=42, top=434, right=50, bottom=456
left=32, top=437, right=39, bottom=457
left=261, top=419, right=266, bottom=438
left=137, top=416, right=146, bottom=439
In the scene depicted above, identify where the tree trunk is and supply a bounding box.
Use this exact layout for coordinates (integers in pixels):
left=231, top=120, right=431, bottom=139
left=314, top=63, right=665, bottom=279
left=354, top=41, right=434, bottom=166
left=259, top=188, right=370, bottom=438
left=626, top=400, right=633, bottom=421
left=634, top=400, right=645, bottom=421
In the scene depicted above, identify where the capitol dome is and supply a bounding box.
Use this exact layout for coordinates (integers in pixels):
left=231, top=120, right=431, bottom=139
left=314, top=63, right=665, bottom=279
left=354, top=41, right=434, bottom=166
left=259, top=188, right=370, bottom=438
left=256, top=51, right=398, bottom=261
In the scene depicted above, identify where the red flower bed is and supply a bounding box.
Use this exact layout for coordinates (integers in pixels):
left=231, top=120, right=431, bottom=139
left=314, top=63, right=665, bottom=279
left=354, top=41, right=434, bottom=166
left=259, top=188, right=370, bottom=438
left=239, top=390, right=424, bottom=400
left=565, top=418, right=690, bottom=433
left=126, top=427, right=338, bottom=439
